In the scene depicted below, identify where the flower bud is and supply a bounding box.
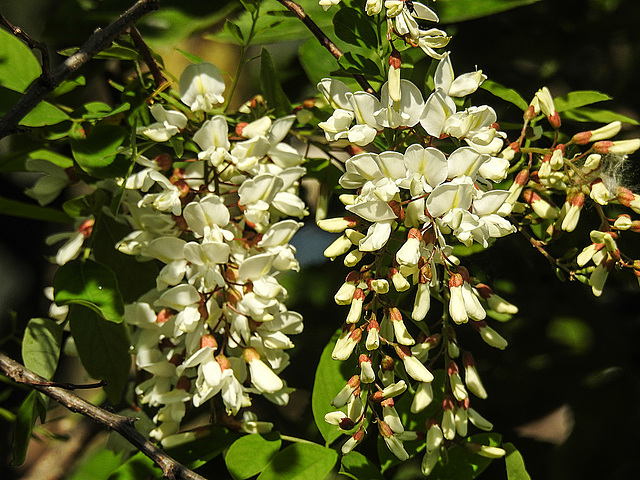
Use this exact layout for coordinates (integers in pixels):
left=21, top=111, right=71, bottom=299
left=397, top=345, right=434, bottom=382
left=382, top=398, right=404, bottom=433
left=465, top=443, right=507, bottom=458
left=455, top=403, right=468, bottom=437
left=342, top=429, right=364, bottom=455
left=379, top=420, right=409, bottom=461
left=317, top=216, right=358, bottom=233
left=472, top=321, right=508, bottom=349
left=590, top=179, right=611, bottom=205
left=572, top=121, right=622, bottom=145
left=389, top=307, right=415, bottom=345
left=389, top=267, right=411, bottom=292
left=332, top=375, right=360, bottom=408
left=468, top=407, right=493, bottom=431
left=449, top=274, right=467, bottom=324
left=366, top=317, right=380, bottom=350
left=463, top=352, right=488, bottom=399
left=411, top=381, right=434, bottom=413
left=324, top=234, right=352, bottom=259
left=593, top=139, right=640, bottom=155
left=346, top=288, right=365, bottom=324
left=522, top=189, right=559, bottom=219
left=359, top=354, right=376, bottom=383
left=447, top=360, right=468, bottom=401
left=441, top=397, right=456, bottom=440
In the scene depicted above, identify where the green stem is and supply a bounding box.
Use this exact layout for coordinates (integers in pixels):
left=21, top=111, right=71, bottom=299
left=279, top=434, right=321, bottom=446
left=223, top=6, right=259, bottom=112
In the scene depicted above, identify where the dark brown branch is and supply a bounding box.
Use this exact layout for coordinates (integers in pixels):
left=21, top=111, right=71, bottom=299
left=276, top=0, right=375, bottom=95
left=0, top=352, right=206, bottom=480
left=15, top=379, right=107, bottom=390
left=129, top=26, right=167, bottom=89
left=0, top=12, right=51, bottom=76
left=0, top=0, right=160, bottom=140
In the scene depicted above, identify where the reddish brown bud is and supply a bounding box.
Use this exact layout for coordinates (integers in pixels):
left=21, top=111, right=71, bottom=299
left=200, top=334, right=218, bottom=350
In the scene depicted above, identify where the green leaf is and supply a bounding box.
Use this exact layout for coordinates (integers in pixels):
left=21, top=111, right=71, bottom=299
left=165, top=426, right=239, bottom=469
left=256, top=443, right=338, bottom=480
left=561, top=106, right=639, bottom=125
left=429, top=433, right=503, bottom=480
left=67, top=447, right=123, bottom=480
left=224, top=19, right=245, bottom=43
left=299, top=39, right=339, bottom=86
left=0, top=86, right=71, bottom=127
left=225, top=433, right=282, bottom=480
left=554, top=90, right=612, bottom=112
left=73, top=101, right=131, bottom=120
left=0, top=196, right=73, bottom=223
left=209, top=0, right=334, bottom=45
left=71, top=124, right=130, bottom=178
left=22, top=318, right=63, bottom=380
left=336, top=52, right=383, bottom=78
left=107, top=451, right=163, bottom=480
left=312, top=329, right=354, bottom=444
left=340, top=451, right=384, bottom=480
left=92, top=214, right=159, bottom=304
left=504, top=443, right=532, bottom=480
left=438, top=0, right=544, bottom=23
left=63, top=189, right=110, bottom=219
left=260, top=48, right=292, bottom=117
left=54, top=259, right=125, bottom=323
left=52, top=76, right=86, bottom=97
left=68, top=305, right=130, bottom=402
left=0, top=28, right=42, bottom=92
left=11, top=391, right=38, bottom=465
left=176, top=49, right=206, bottom=65
left=58, top=45, right=141, bottom=61
left=480, top=80, right=528, bottom=111
left=332, top=5, right=377, bottom=48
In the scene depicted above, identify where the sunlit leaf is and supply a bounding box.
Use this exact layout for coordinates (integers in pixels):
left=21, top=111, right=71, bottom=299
left=260, top=48, right=292, bottom=117
left=0, top=86, right=71, bottom=127
left=340, top=451, right=384, bottom=480
left=312, top=329, right=354, bottom=444
left=438, top=0, right=544, bottom=23
left=22, top=317, right=63, bottom=380
left=225, top=433, right=282, bottom=480
left=553, top=90, right=612, bottom=112
left=71, top=124, right=130, bottom=178
left=54, top=259, right=125, bottom=323
left=561, top=106, right=639, bottom=125
left=504, top=443, right=532, bottom=480
left=0, top=28, right=41, bottom=92
left=480, top=79, right=528, bottom=111
left=256, top=443, right=338, bottom=480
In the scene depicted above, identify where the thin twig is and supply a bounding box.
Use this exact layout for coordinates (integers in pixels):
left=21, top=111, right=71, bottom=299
left=276, top=0, right=375, bottom=95
left=129, top=26, right=167, bottom=89
left=0, top=0, right=160, bottom=140
left=0, top=353, right=206, bottom=480
left=0, top=12, right=51, bottom=77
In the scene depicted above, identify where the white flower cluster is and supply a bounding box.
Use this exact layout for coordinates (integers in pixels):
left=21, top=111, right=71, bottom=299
left=114, top=62, right=307, bottom=443
left=319, top=0, right=449, bottom=58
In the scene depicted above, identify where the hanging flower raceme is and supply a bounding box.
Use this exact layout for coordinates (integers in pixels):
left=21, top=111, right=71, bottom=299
left=85, top=61, right=310, bottom=445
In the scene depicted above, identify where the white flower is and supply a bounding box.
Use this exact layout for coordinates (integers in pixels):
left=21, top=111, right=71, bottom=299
left=138, top=105, right=187, bottom=142
left=179, top=62, right=225, bottom=112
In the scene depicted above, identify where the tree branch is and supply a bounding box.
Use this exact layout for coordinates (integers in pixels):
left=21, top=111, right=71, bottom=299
left=276, top=0, right=375, bottom=95
left=0, top=0, right=160, bottom=140
left=129, top=26, right=167, bottom=89
left=0, top=352, right=206, bottom=480
left=0, top=12, right=51, bottom=76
